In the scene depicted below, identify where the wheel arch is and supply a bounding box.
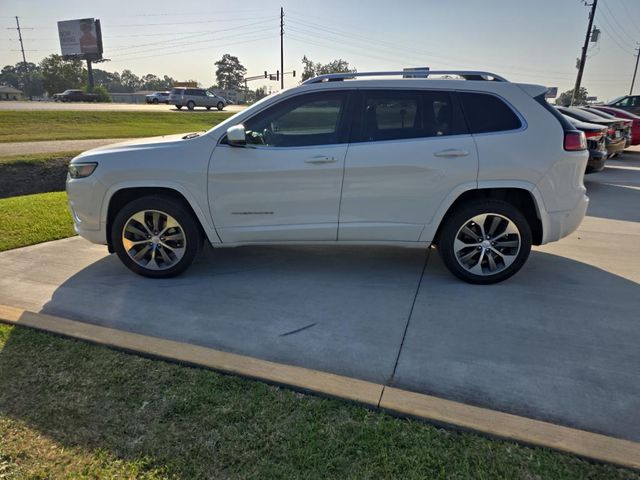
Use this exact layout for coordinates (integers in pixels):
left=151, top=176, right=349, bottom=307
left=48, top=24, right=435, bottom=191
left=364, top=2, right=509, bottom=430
left=104, top=184, right=220, bottom=250
left=428, top=185, right=544, bottom=246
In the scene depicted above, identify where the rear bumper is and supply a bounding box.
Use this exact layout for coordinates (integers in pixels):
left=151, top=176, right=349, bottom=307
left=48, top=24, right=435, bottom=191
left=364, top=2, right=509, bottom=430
left=541, top=194, right=589, bottom=244
left=586, top=149, right=607, bottom=173
left=606, top=138, right=626, bottom=156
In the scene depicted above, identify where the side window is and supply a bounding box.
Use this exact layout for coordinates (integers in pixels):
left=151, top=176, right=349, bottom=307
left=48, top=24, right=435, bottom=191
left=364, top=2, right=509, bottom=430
left=459, top=92, right=522, bottom=134
left=633, top=96, right=640, bottom=107
left=355, top=90, right=466, bottom=142
left=243, top=91, right=347, bottom=147
left=614, top=97, right=631, bottom=107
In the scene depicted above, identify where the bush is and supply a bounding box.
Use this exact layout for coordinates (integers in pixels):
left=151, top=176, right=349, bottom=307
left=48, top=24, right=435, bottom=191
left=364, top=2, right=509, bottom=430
left=82, top=84, right=111, bottom=103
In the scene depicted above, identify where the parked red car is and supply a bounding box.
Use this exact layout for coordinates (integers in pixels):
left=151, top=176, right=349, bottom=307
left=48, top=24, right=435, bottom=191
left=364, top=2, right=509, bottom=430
left=588, top=105, right=640, bottom=145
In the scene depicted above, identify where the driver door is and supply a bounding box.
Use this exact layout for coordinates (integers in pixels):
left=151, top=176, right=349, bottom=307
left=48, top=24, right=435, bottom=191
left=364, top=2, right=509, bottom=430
left=208, top=90, right=351, bottom=243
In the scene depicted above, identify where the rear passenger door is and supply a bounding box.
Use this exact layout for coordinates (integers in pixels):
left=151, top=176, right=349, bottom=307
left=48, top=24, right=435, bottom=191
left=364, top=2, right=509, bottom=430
left=338, top=89, right=478, bottom=242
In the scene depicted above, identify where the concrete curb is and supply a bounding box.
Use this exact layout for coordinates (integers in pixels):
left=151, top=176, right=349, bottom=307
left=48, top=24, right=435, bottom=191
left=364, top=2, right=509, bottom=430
left=0, top=303, right=638, bottom=470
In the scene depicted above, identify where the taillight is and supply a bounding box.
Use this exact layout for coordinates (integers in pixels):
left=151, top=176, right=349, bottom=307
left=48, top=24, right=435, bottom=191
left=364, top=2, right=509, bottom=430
left=607, top=128, right=615, bottom=137
left=564, top=131, right=587, bottom=151
left=583, top=130, right=602, bottom=140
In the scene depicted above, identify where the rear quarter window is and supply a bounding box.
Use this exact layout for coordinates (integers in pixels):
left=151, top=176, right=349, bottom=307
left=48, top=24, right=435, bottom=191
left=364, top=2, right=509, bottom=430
left=459, top=92, right=522, bottom=134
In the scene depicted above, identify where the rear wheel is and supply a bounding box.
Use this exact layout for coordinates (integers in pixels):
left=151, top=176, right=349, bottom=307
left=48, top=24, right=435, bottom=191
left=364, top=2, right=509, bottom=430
left=437, top=200, right=532, bottom=284
left=111, top=196, right=202, bottom=278
left=187, top=101, right=195, bottom=110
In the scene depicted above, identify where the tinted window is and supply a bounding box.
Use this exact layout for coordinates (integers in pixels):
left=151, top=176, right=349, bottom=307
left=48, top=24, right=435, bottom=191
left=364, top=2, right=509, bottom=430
left=170, top=88, right=183, bottom=95
left=243, top=91, right=347, bottom=147
left=459, top=92, right=522, bottom=133
left=355, top=90, right=466, bottom=142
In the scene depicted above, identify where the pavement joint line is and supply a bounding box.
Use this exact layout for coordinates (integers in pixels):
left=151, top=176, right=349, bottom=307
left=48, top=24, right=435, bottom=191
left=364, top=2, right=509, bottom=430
left=0, top=303, right=639, bottom=471
left=387, top=247, right=431, bottom=385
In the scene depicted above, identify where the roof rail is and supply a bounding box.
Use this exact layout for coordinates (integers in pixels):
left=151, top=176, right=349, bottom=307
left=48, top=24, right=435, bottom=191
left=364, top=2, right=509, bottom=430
left=301, top=70, right=509, bottom=85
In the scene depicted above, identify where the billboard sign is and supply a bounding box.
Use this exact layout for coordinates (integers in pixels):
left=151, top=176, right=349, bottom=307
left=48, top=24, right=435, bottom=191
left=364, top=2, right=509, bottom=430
left=57, top=18, right=103, bottom=60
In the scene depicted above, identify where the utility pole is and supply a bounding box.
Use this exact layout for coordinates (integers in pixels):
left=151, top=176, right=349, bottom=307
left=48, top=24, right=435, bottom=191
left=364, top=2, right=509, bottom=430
left=14, top=16, right=31, bottom=100
left=280, top=7, right=284, bottom=90
left=572, top=0, right=598, bottom=106
left=630, top=47, right=640, bottom=95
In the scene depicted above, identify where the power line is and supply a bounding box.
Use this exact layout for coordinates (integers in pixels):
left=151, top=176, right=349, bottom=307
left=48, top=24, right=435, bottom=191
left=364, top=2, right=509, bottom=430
left=600, top=0, right=638, bottom=44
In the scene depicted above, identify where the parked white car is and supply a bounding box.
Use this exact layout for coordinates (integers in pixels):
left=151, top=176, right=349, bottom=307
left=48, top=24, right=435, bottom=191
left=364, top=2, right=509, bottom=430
left=66, top=70, right=589, bottom=283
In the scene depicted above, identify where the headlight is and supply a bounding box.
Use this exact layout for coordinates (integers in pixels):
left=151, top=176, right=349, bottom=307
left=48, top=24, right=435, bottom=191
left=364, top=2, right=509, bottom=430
left=68, top=162, right=98, bottom=178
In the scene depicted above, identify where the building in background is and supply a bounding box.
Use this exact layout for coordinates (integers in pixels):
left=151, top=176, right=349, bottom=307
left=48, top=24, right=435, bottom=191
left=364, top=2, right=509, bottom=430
left=0, top=85, right=24, bottom=100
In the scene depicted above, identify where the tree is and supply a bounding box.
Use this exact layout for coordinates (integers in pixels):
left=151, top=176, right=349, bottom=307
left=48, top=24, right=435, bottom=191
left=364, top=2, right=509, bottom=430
left=556, top=87, right=588, bottom=106
left=120, top=69, right=141, bottom=92
left=0, top=62, right=44, bottom=97
left=301, top=56, right=355, bottom=81
left=254, top=86, right=267, bottom=101
left=214, top=54, right=246, bottom=91
left=39, top=54, right=85, bottom=96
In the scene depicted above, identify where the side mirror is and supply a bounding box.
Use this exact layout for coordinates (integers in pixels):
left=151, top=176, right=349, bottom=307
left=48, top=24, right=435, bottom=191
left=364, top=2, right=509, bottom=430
left=226, top=125, right=246, bottom=146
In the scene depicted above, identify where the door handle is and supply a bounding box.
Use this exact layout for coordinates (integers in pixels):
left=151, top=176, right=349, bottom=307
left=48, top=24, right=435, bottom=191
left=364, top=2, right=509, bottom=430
left=434, top=149, right=470, bottom=158
left=304, top=156, right=337, bottom=164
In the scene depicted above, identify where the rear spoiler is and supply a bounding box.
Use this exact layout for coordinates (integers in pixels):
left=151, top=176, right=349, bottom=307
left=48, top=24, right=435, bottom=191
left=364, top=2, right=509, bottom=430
left=516, top=83, right=549, bottom=98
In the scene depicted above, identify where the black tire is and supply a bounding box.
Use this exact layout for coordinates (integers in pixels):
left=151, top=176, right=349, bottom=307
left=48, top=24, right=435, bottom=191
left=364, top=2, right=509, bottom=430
left=206, top=106, right=211, bottom=110
left=187, top=101, right=195, bottom=110
left=437, top=200, right=532, bottom=284
left=176, top=105, right=182, bottom=110
left=217, top=102, right=224, bottom=111
left=152, top=98, right=159, bottom=104
left=111, top=195, right=203, bottom=278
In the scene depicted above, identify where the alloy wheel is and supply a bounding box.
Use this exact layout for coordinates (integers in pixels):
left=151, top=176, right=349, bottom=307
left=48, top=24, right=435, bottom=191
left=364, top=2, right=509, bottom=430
left=122, top=210, right=186, bottom=271
left=453, top=213, right=521, bottom=276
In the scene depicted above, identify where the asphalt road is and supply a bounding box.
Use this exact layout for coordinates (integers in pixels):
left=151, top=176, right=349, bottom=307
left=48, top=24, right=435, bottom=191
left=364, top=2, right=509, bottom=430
left=0, top=155, right=638, bottom=443
left=0, top=101, right=246, bottom=113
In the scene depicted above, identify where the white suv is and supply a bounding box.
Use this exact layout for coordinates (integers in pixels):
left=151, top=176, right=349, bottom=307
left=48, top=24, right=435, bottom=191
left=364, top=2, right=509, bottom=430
left=66, top=71, right=589, bottom=284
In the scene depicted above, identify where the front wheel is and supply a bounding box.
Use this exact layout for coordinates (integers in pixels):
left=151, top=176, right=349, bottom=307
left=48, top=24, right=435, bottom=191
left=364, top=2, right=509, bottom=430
left=111, top=196, right=202, bottom=278
left=217, top=102, right=224, bottom=111
left=152, top=98, right=159, bottom=104
left=437, top=200, right=532, bottom=284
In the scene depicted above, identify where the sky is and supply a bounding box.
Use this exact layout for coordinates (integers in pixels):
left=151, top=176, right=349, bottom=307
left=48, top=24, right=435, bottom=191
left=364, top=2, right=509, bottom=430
left=1, top=0, right=639, bottom=101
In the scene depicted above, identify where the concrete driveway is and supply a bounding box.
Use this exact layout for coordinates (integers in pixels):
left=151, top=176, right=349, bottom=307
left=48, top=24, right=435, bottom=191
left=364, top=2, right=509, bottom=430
left=1, top=156, right=639, bottom=443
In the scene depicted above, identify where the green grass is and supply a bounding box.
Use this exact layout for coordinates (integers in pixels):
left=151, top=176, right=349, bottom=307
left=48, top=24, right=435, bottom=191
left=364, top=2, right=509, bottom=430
left=0, top=325, right=637, bottom=479
left=0, top=151, right=81, bottom=165
left=0, top=192, right=75, bottom=251
left=0, top=111, right=234, bottom=143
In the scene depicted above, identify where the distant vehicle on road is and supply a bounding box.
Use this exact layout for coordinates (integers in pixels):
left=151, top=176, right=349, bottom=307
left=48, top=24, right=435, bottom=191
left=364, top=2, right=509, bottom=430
left=67, top=70, right=589, bottom=284
left=556, top=106, right=627, bottom=158
left=170, top=87, right=227, bottom=111
left=587, top=105, right=640, bottom=145
left=606, top=95, right=640, bottom=115
left=53, top=89, right=99, bottom=103
left=145, top=91, right=170, bottom=104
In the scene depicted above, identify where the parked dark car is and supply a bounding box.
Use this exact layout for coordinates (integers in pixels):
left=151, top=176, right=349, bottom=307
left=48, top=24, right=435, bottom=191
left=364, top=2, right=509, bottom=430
left=145, top=91, right=170, bottom=104
left=577, top=107, right=633, bottom=148
left=562, top=115, right=607, bottom=173
left=586, top=105, right=640, bottom=145
left=556, top=106, right=626, bottom=158
left=607, top=95, right=640, bottom=115
left=53, top=89, right=99, bottom=102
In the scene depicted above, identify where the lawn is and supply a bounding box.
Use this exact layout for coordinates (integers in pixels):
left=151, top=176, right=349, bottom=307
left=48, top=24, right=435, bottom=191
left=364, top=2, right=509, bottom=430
left=0, top=111, right=234, bottom=143
left=0, top=325, right=637, bottom=480
left=0, top=192, right=75, bottom=251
